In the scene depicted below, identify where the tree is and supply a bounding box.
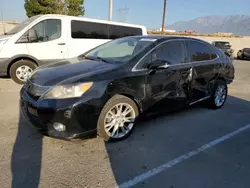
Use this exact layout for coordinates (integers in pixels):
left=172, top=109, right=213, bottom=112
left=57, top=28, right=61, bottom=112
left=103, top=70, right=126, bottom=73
left=24, top=0, right=84, bottom=18
left=64, top=0, right=85, bottom=16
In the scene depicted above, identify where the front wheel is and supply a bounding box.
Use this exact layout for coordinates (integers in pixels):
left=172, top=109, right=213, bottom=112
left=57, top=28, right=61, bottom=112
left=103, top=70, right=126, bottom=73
left=9, top=59, right=37, bottom=84
left=97, top=95, right=139, bottom=142
left=207, top=80, right=228, bottom=109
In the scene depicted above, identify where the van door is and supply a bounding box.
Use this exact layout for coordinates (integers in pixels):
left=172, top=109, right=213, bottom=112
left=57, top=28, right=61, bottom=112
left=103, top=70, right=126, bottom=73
left=25, top=18, right=67, bottom=64
left=145, top=40, right=192, bottom=113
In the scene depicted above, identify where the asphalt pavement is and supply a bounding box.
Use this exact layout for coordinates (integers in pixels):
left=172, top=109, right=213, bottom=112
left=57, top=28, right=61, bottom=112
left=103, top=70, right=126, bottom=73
left=0, top=60, right=250, bottom=188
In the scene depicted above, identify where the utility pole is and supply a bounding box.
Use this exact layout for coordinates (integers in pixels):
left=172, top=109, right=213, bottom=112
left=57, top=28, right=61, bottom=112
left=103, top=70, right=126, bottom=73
left=0, top=11, right=5, bottom=34
left=109, top=0, right=113, bottom=21
left=161, top=0, right=166, bottom=34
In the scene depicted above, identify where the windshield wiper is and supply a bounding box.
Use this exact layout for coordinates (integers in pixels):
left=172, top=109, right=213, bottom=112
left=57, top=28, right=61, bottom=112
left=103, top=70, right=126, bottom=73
left=95, top=56, right=109, bottom=63
left=81, top=55, right=110, bottom=63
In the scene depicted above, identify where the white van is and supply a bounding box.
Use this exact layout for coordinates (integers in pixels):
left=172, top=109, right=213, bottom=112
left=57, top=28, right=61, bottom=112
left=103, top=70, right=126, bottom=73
left=0, top=14, right=147, bottom=84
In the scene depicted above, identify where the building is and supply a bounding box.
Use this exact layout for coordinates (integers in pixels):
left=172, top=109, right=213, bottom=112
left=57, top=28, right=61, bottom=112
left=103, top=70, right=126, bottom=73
left=0, top=21, right=19, bottom=35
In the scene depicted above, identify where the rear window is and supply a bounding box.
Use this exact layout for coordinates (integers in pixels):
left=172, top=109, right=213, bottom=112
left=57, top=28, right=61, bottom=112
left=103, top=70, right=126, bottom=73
left=71, top=20, right=143, bottom=39
left=243, top=48, right=250, bottom=53
left=214, top=42, right=230, bottom=47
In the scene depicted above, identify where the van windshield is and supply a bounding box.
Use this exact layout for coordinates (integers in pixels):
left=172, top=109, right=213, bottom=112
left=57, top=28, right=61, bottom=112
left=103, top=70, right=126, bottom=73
left=5, top=15, right=41, bottom=35
left=85, top=37, right=156, bottom=64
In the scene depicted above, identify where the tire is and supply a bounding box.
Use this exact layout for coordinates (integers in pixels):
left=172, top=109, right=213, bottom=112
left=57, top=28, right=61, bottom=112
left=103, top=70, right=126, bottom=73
left=9, top=59, right=37, bottom=85
left=97, top=94, right=139, bottom=142
left=207, top=80, right=228, bottom=109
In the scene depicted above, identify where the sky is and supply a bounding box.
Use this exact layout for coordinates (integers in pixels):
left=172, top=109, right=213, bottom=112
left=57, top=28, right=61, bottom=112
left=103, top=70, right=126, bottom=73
left=1, top=0, right=250, bottom=29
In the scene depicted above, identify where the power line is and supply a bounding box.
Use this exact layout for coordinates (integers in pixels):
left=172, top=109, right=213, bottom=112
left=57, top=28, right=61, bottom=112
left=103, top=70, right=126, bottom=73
left=117, top=8, right=129, bottom=22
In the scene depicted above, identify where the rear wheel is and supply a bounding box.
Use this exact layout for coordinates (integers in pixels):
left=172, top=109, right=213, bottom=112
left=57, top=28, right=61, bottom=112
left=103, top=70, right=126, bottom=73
left=97, top=95, right=139, bottom=142
left=9, top=59, right=37, bottom=84
left=207, top=80, right=228, bottom=109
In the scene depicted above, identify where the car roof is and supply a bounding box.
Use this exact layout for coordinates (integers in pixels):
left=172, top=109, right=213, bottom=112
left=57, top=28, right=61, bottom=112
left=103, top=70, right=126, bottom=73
left=131, top=35, right=211, bottom=44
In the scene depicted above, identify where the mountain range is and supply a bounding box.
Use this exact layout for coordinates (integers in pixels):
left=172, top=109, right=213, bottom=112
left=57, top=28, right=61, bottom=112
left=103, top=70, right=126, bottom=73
left=167, top=15, right=250, bottom=36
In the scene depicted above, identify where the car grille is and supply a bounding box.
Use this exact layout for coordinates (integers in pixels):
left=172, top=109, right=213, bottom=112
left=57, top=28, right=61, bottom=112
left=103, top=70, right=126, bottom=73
left=24, top=80, right=51, bottom=100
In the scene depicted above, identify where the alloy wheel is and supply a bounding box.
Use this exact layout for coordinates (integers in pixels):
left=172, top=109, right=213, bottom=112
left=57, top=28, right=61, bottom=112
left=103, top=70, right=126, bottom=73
left=104, top=103, right=136, bottom=139
left=214, top=84, right=227, bottom=107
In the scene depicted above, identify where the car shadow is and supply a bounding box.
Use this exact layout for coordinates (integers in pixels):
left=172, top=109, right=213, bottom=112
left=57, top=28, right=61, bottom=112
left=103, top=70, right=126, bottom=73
left=104, top=95, right=250, bottom=187
left=11, top=109, right=43, bottom=188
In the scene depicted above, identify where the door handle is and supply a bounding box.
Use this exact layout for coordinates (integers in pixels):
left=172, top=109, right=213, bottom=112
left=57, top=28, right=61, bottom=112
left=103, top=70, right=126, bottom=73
left=58, top=43, right=66, bottom=45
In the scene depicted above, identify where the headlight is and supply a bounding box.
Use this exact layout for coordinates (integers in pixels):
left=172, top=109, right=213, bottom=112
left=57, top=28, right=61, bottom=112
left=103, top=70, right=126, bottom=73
left=42, top=82, right=93, bottom=99
left=0, top=40, right=7, bottom=51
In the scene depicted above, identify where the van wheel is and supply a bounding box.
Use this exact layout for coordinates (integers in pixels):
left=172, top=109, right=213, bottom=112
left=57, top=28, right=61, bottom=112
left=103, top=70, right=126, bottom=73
left=207, top=80, right=228, bottom=109
left=97, top=95, right=139, bottom=142
left=9, top=59, right=37, bottom=84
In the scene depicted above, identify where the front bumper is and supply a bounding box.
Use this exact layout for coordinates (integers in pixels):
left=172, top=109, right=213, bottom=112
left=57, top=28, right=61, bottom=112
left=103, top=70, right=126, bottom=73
left=20, top=88, right=106, bottom=140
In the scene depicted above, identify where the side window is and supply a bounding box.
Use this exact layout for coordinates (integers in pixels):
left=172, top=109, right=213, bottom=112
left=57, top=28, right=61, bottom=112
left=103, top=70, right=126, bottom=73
left=71, top=20, right=109, bottom=39
left=108, top=25, right=142, bottom=39
left=186, top=40, right=217, bottom=62
left=17, top=19, right=61, bottom=43
left=152, top=41, right=186, bottom=65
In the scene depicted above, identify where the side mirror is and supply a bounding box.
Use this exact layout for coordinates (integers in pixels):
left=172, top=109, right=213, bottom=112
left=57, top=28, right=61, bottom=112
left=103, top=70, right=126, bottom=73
left=148, top=60, right=171, bottom=70
left=28, top=29, right=38, bottom=42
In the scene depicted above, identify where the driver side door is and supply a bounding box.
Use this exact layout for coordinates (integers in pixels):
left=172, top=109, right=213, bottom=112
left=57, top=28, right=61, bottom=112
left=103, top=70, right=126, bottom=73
left=19, top=19, right=67, bottom=64
left=144, top=40, right=193, bottom=113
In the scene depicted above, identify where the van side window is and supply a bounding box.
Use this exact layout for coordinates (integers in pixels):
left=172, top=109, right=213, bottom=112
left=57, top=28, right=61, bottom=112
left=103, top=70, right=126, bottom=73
left=71, top=20, right=109, bottom=39
left=186, top=40, right=217, bottom=62
left=152, top=41, right=186, bottom=65
left=108, top=25, right=142, bottom=39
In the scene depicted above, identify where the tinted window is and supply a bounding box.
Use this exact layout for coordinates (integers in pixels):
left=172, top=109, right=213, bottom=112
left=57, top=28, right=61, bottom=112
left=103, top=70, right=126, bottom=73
left=71, top=20, right=109, bottom=39
left=152, top=41, right=186, bottom=65
left=24, top=19, right=61, bottom=43
left=109, top=25, right=142, bottom=39
left=186, top=40, right=217, bottom=62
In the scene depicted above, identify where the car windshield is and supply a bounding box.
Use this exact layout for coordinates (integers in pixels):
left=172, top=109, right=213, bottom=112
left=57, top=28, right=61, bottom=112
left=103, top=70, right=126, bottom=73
left=85, top=37, right=156, bottom=63
left=5, top=15, right=41, bottom=35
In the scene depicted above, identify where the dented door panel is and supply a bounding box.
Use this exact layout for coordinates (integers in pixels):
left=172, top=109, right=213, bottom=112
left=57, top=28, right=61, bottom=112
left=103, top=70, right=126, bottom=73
left=145, top=63, right=192, bottom=113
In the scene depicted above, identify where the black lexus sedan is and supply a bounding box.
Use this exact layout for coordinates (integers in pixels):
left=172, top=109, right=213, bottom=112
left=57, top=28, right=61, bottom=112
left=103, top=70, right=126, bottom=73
left=20, top=36, right=235, bottom=141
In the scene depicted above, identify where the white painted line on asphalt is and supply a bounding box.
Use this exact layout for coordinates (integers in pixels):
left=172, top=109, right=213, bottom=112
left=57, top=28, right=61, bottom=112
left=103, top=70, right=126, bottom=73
left=117, top=123, right=250, bottom=188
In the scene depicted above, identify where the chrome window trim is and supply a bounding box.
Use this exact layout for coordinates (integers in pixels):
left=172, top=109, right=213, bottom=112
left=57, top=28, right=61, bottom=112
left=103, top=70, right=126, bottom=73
left=131, top=38, right=220, bottom=72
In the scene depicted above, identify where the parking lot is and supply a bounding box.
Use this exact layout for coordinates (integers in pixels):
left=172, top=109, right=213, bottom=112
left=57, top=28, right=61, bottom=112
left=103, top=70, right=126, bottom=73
left=0, top=60, right=249, bottom=188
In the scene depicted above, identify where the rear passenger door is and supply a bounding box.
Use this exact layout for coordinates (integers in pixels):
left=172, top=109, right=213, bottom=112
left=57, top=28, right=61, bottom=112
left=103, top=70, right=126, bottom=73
left=185, top=40, right=220, bottom=103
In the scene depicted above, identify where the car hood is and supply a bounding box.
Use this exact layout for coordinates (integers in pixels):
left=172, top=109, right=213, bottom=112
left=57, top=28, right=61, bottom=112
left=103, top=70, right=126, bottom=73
left=29, top=57, right=119, bottom=86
